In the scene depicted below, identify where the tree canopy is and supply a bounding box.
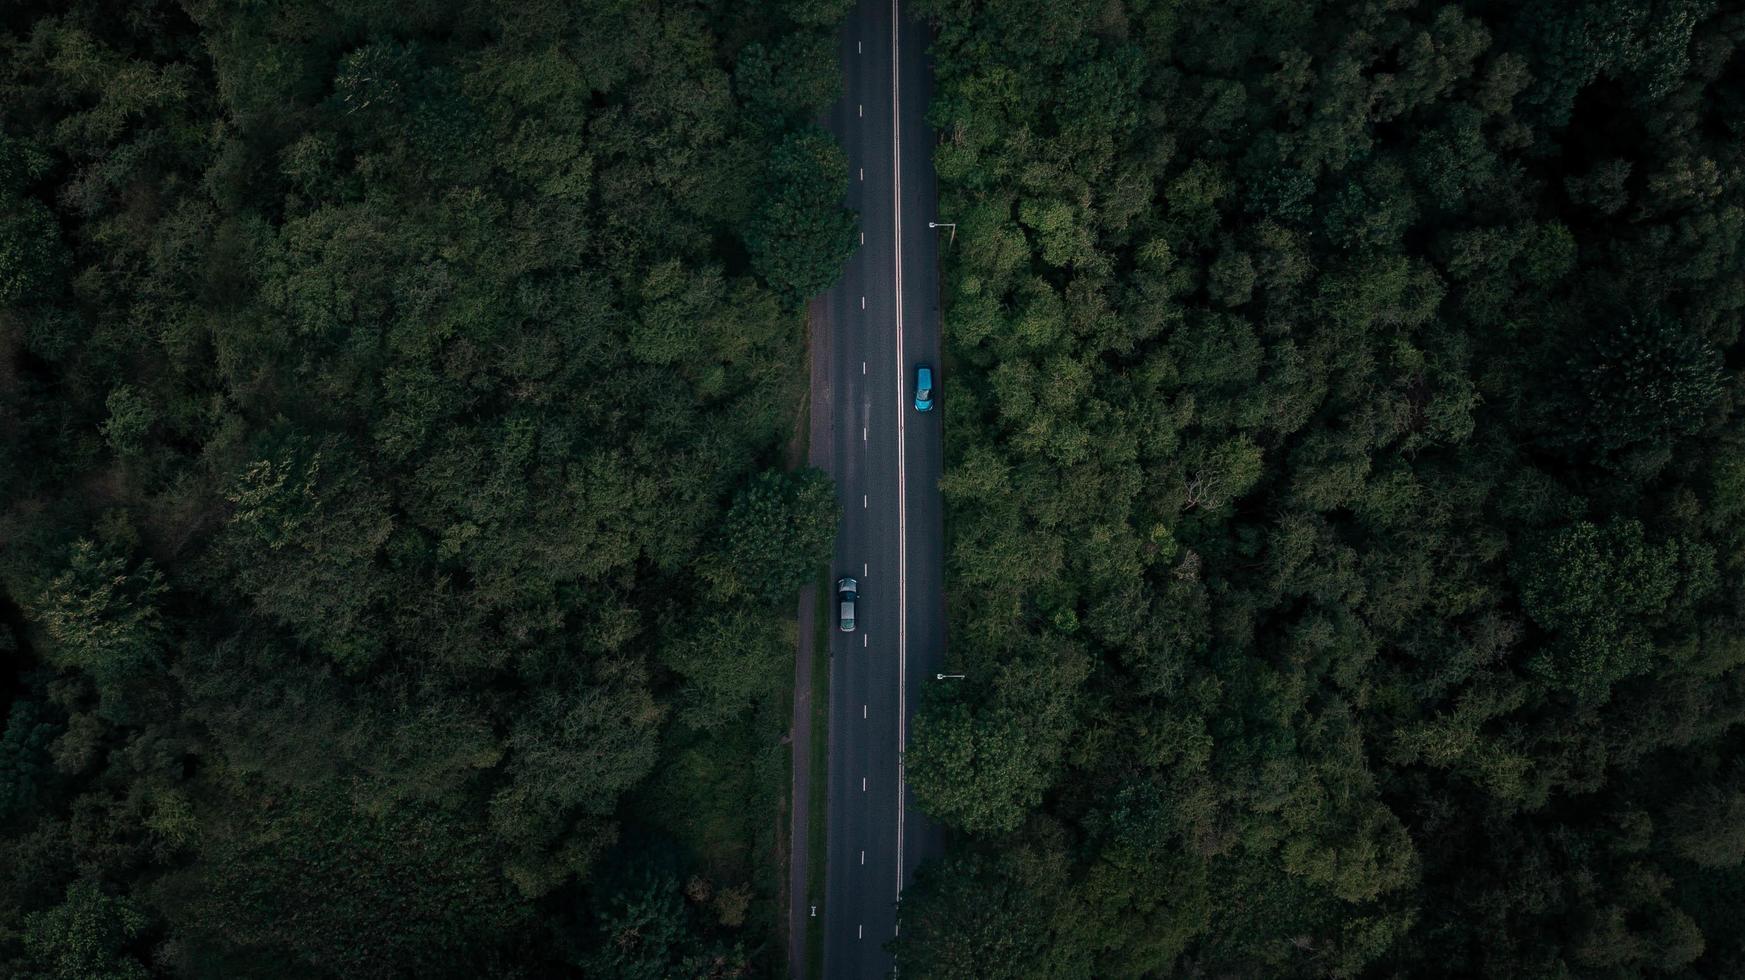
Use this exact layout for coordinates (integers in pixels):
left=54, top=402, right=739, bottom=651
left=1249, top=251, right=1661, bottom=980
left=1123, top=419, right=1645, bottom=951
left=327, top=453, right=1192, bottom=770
left=900, top=0, right=1745, bottom=976
left=0, top=0, right=852, bottom=974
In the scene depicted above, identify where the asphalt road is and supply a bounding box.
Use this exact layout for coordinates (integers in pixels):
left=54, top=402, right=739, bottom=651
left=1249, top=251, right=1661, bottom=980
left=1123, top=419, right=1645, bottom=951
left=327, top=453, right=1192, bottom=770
left=809, top=0, right=945, bottom=977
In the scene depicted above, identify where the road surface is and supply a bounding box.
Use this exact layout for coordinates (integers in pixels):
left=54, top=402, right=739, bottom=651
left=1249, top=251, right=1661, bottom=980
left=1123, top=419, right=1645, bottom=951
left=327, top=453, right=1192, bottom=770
left=804, top=0, right=947, bottom=976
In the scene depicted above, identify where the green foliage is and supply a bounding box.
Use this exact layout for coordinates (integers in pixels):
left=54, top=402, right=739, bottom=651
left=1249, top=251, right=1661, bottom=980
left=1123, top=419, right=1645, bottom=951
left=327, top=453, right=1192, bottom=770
left=780, top=0, right=855, bottom=27
left=98, top=387, right=153, bottom=458
left=658, top=610, right=790, bottom=732
left=489, top=658, right=664, bottom=898
left=0, top=700, right=58, bottom=821
left=711, top=467, right=840, bottom=605
left=906, top=699, right=1039, bottom=834
left=908, top=639, right=1089, bottom=834
left=573, top=865, right=751, bottom=980
left=31, top=542, right=166, bottom=720
left=736, top=35, right=843, bottom=131
left=153, top=781, right=528, bottom=976
left=891, top=852, right=1092, bottom=980
left=746, top=127, right=857, bottom=306
left=216, top=437, right=392, bottom=672
left=1568, top=312, right=1725, bottom=453
left=1665, top=781, right=1745, bottom=869
left=0, top=197, right=66, bottom=305
left=20, top=881, right=150, bottom=980
left=7, top=0, right=1745, bottom=974
left=1513, top=518, right=1689, bottom=698
left=910, top=0, right=1745, bottom=974
left=0, top=0, right=854, bottom=973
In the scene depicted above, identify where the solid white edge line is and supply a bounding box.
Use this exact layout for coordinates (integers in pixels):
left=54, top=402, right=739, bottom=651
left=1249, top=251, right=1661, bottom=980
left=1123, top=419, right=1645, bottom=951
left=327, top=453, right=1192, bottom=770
left=891, top=0, right=909, bottom=912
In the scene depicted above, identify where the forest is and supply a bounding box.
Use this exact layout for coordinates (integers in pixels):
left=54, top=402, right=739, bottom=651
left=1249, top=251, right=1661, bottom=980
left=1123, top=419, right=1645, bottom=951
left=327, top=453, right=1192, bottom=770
left=897, top=0, right=1745, bottom=977
left=8, top=0, right=1745, bottom=977
left=0, top=0, right=852, bottom=975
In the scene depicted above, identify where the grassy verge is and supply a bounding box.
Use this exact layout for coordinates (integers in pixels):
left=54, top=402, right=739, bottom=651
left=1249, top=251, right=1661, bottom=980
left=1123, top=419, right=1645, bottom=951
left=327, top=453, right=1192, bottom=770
left=805, top=568, right=830, bottom=979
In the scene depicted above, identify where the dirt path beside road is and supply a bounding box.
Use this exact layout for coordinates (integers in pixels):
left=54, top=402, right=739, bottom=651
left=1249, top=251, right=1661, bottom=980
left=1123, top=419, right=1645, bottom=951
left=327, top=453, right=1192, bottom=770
left=787, top=297, right=834, bottom=979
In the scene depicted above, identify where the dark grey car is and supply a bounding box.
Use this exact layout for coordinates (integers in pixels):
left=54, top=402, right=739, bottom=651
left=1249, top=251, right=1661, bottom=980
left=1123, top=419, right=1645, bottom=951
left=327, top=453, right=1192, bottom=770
left=837, top=577, right=858, bottom=632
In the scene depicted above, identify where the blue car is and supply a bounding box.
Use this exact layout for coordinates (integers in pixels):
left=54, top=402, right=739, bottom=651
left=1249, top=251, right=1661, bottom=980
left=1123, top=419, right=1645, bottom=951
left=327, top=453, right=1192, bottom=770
left=914, top=364, right=934, bottom=412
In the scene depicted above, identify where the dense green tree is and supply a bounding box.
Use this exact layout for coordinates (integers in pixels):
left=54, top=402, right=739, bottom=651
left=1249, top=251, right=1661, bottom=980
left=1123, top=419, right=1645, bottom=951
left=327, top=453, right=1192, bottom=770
left=29, top=543, right=166, bottom=723
left=1512, top=518, right=1703, bottom=699
left=0, top=0, right=853, bottom=973
left=905, top=0, right=1745, bottom=975
left=709, top=467, right=841, bottom=605
left=489, top=658, right=664, bottom=898
left=658, top=610, right=790, bottom=732
left=152, top=780, right=528, bottom=977
left=1665, top=781, right=1745, bottom=869
left=573, top=865, right=751, bottom=980
left=1567, top=312, right=1726, bottom=454
left=890, top=851, right=1092, bottom=980
left=0, top=700, right=58, bottom=821
left=214, top=435, right=393, bottom=672
left=7, top=0, right=1745, bottom=974
left=735, top=34, right=843, bottom=131
left=20, top=881, right=150, bottom=980
left=909, top=636, right=1089, bottom=833
left=0, top=197, right=65, bottom=306
left=97, top=387, right=153, bottom=460
left=745, top=127, right=857, bottom=306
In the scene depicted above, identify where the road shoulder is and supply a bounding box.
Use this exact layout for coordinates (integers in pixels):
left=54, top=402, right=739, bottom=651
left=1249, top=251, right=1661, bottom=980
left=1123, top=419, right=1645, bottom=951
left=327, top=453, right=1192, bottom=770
left=788, top=296, right=836, bottom=979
